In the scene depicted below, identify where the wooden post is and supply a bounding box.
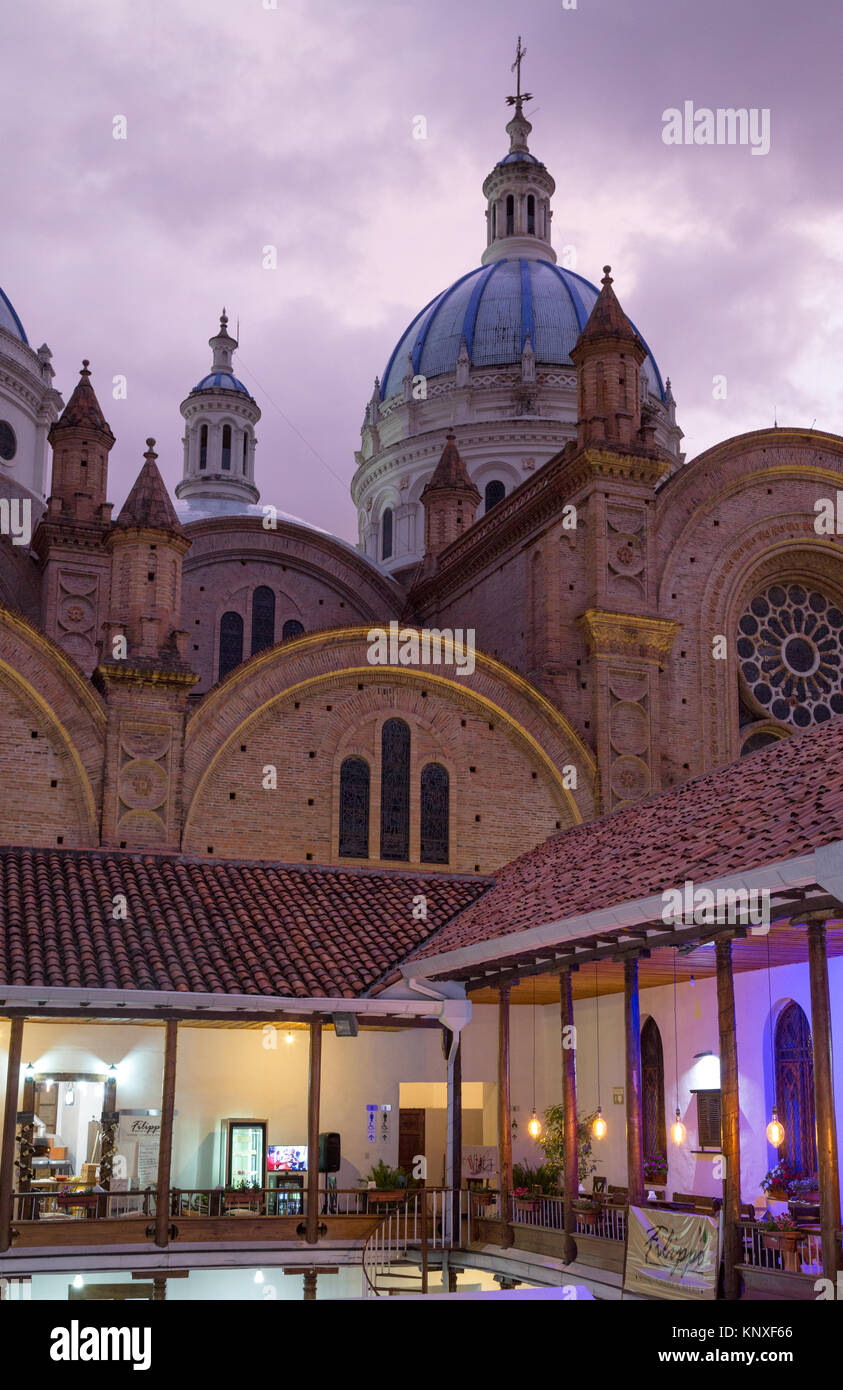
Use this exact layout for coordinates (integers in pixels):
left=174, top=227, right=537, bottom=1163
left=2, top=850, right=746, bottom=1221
left=559, top=969, right=578, bottom=1263
left=303, top=1269, right=317, bottom=1301
left=0, top=1017, right=24, bottom=1253
left=154, top=1020, right=179, bottom=1248
left=715, top=936, right=742, bottom=1300
left=498, top=985, right=513, bottom=1244
left=305, top=1015, right=323, bottom=1245
left=806, top=915, right=841, bottom=1283
left=444, top=1027, right=462, bottom=1248
left=624, top=957, right=644, bottom=1205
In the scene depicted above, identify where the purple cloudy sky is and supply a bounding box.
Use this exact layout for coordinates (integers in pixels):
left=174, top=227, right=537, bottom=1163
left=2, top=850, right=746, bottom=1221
left=4, top=0, right=843, bottom=541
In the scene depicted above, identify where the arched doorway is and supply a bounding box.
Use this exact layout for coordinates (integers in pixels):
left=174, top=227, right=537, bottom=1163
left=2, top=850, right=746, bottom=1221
left=641, top=1017, right=666, bottom=1161
left=775, top=1002, right=817, bottom=1179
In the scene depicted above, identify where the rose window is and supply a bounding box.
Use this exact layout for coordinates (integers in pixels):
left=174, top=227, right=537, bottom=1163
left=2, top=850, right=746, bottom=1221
left=737, top=584, right=843, bottom=728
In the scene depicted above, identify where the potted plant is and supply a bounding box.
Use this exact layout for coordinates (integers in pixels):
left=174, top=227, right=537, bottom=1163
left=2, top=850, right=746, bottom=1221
left=571, top=1195, right=601, bottom=1229
left=536, top=1106, right=599, bottom=1192
left=760, top=1211, right=806, bottom=1267
left=644, top=1152, right=668, bottom=1191
left=364, top=1160, right=409, bottom=1200
left=760, top=1162, right=792, bottom=1202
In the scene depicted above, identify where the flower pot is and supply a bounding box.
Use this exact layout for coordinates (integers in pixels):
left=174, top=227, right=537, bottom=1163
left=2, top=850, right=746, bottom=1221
left=513, top=1197, right=541, bottom=1213
left=762, top=1230, right=804, bottom=1253
left=765, top=1187, right=789, bottom=1202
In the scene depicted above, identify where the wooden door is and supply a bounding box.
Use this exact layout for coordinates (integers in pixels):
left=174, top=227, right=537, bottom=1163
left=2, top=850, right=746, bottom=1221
left=398, top=1108, right=425, bottom=1179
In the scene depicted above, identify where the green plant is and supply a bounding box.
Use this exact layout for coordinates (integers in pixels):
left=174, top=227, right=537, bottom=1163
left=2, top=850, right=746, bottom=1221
left=512, top=1161, right=558, bottom=1195
left=764, top=1211, right=799, bottom=1232
left=644, top=1152, right=667, bottom=1183
left=537, top=1106, right=598, bottom=1184
left=365, top=1159, right=408, bottom=1190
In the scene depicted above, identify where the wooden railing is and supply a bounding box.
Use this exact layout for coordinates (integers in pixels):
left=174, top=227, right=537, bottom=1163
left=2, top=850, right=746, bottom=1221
left=737, top=1221, right=823, bottom=1276
left=508, top=1193, right=626, bottom=1242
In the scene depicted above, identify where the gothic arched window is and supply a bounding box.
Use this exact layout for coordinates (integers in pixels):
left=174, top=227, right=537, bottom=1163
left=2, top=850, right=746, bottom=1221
left=775, top=1001, right=817, bottom=1179
left=282, top=619, right=305, bottom=641
left=506, top=194, right=514, bottom=236
left=420, top=763, right=449, bottom=864
left=339, top=757, right=370, bottom=858
left=484, top=480, right=505, bottom=513
left=218, top=611, right=243, bottom=680
left=381, top=508, right=393, bottom=561
left=250, top=586, right=275, bottom=656
left=221, top=424, right=232, bottom=470
left=527, top=194, right=535, bottom=235
left=242, top=432, right=248, bottom=474
left=641, top=1017, right=666, bottom=1162
left=380, top=718, right=410, bottom=860
left=199, top=424, right=208, bottom=470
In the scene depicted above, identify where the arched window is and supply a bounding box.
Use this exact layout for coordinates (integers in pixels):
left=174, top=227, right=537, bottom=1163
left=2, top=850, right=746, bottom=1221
left=491, top=203, right=497, bottom=239
left=527, top=194, right=535, bottom=235
left=242, top=432, right=249, bottom=474
left=484, top=480, right=506, bottom=513
left=381, top=507, right=393, bottom=561
left=380, top=718, right=410, bottom=860
left=199, top=424, right=208, bottom=470
left=218, top=611, right=243, bottom=680
left=775, top=1002, right=817, bottom=1179
left=282, top=619, right=305, bottom=641
left=250, top=585, right=275, bottom=656
left=641, top=1018, right=666, bottom=1162
left=420, top=763, right=449, bottom=864
left=221, top=424, right=232, bottom=470
left=506, top=195, right=514, bottom=236
left=339, top=757, right=370, bottom=858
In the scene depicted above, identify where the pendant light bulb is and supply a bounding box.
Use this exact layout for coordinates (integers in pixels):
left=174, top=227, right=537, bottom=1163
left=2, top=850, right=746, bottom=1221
left=592, top=1106, right=607, bottom=1140
left=766, top=1107, right=785, bottom=1147
left=670, top=1109, right=686, bottom=1146
left=527, top=1109, right=542, bottom=1139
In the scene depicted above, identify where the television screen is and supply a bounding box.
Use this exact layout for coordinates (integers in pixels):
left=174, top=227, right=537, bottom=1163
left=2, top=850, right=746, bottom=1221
left=267, top=1144, right=307, bottom=1172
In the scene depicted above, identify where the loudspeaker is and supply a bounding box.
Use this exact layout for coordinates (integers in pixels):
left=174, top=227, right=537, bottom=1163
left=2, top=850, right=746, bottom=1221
left=318, top=1131, right=341, bottom=1173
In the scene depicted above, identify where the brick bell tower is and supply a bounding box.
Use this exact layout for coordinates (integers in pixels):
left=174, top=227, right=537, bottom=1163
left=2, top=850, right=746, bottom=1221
left=565, top=268, right=680, bottom=812
left=33, top=361, right=115, bottom=672
left=97, top=438, right=198, bottom=851
left=420, top=433, right=481, bottom=575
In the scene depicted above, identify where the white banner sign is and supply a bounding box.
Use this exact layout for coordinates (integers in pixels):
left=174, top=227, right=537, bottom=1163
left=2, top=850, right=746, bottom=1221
left=624, top=1205, right=720, bottom=1301
left=118, top=1115, right=162, bottom=1144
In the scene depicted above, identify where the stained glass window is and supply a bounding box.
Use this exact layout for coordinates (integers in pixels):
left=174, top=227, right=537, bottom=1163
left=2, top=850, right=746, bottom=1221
left=250, top=586, right=275, bottom=656
left=380, top=718, right=410, bottom=860
left=339, top=757, right=370, bottom=858
left=641, top=1017, right=666, bottom=1160
left=775, top=1001, right=817, bottom=1179
left=218, top=611, right=243, bottom=680
left=420, top=763, right=449, bottom=864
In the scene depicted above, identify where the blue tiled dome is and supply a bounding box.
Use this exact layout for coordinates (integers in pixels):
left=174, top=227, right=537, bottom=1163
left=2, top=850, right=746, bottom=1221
left=380, top=258, right=664, bottom=402
left=192, top=371, right=251, bottom=396
left=0, top=287, right=28, bottom=344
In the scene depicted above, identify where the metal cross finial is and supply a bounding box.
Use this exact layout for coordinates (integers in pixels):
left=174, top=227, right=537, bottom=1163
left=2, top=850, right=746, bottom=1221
left=507, top=35, right=532, bottom=106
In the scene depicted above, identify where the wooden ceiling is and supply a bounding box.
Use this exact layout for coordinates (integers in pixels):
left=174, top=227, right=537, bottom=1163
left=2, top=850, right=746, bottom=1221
left=468, top=917, right=843, bottom=1004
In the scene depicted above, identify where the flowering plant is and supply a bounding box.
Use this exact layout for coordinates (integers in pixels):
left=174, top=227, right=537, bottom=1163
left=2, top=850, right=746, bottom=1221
left=764, top=1211, right=799, bottom=1231
left=644, top=1152, right=668, bottom=1182
left=760, top=1162, right=793, bottom=1195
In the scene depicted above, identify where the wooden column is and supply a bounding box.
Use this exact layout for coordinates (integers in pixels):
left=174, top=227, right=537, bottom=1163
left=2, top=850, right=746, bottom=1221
left=715, top=936, right=742, bottom=1300
left=303, top=1270, right=317, bottom=1301
left=559, top=969, right=578, bottom=1263
left=806, top=915, right=841, bottom=1283
left=0, top=1017, right=24, bottom=1253
left=444, top=1028, right=462, bottom=1190
left=498, top=985, right=513, bottom=1242
left=305, top=1015, right=323, bottom=1245
left=154, top=1020, right=179, bottom=1248
left=624, top=957, right=644, bottom=1204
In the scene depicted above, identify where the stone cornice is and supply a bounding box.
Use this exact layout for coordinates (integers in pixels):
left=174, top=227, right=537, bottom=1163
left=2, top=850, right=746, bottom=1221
left=577, top=609, right=681, bottom=666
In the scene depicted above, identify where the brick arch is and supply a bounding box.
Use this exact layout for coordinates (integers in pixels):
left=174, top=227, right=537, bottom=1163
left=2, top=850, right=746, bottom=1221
left=0, top=607, right=105, bottom=843
left=182, top=627, right=597, bottom=863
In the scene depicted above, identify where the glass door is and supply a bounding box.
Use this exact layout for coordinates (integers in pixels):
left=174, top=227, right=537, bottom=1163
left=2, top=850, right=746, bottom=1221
left=227, top=1121, right=266, bottom=1187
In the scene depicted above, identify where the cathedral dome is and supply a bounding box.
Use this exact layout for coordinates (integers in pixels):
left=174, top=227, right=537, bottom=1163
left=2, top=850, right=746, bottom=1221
left=380, top=257, right=664, bottom=402
left=192, top=370, right=251, bottom=396
left=0, top=287, right=28, bottom=343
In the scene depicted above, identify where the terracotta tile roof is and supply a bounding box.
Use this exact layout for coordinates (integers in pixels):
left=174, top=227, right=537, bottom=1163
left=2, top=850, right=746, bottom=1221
left=0, top=848, right=489, bottom=999
left=115, top=442, right=184, bottom=534
left=414, top=717, right=843, bottom=963
left=50, top=361, right=114, bottom=440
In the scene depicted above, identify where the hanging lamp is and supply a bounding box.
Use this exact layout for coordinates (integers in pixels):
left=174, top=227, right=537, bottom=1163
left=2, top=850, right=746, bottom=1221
left=527, top=977, right=542, bottom=1138
left=592, top=961, right=607, bottom=1139
left=765, top=932, right=786, bottom=1147
left=670, top=949, right=686, bottom=1145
